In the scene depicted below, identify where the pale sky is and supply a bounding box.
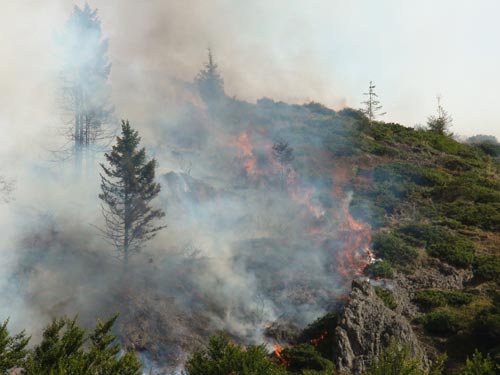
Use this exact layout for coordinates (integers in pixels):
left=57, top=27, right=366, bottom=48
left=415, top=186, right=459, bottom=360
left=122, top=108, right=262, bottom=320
left=1, top=0, right=500, bottom=163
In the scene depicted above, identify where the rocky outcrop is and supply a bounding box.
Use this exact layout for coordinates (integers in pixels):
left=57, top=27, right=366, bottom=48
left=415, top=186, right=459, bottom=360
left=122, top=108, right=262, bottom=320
left=334, top=278, right=428, bottom=374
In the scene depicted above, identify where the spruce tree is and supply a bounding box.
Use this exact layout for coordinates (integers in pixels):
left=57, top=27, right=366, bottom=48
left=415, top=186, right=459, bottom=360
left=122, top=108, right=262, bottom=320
left=24, top=316, right=141, bottom=375
left=99, top=120, right=165, bottom=268
left=0, top=320, right=29, bottom=372
left=195, top=49, right=225, bottom=105
left=57, top=3, right=114, bottom=174
left=427, top=95, right=452, bottom=135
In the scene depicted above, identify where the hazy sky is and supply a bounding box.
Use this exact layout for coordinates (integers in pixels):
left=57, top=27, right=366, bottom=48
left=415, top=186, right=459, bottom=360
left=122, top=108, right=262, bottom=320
left=1, top=0, right=500, bottom=162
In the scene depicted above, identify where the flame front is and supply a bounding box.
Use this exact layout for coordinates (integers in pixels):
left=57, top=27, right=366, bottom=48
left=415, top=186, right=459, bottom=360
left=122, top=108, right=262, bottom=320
left=273, top=344, right=288, bottom=366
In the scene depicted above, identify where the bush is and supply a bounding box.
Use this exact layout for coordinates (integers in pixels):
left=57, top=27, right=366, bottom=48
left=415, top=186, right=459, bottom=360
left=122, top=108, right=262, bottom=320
left=418, top=311, right=463, bottom=336
left=0, top=320, right=29, bottom=372
left=426, top=234, right=475, bottom=268
left=365, top=260, right=395, bottom=279
left=184, top=333, right=287, bottom=375
left=413, top=290, right=447, bottom=309
left=473, top=255, right=500, bottom=283
left=463, top=350, right=497, bottom=375
left=414, top=289, right=473, bottom=310
left=372, top=232, right=419, bottom=267
left=365, top=341, right=426, bottom=375
left=281, top=344, right=335, bottom=373
left=25, top=316, right=141, bottom=375
left=375, top=287, right=397, bottom=310
left=399, top=224, right=475, bottom=268
left=298, top=313, right=338, bottom=359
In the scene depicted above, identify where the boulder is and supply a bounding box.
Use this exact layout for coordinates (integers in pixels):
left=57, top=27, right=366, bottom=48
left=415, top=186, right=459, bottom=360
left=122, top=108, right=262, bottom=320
left=334, top=278, right=428, bottom=374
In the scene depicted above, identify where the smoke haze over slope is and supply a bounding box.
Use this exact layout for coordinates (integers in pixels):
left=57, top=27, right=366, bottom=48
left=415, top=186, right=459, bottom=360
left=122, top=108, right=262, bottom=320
left=1, top=1, right=500, bottom=371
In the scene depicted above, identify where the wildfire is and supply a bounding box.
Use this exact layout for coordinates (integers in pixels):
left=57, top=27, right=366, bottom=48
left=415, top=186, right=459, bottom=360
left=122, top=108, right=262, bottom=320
left=289, top=186, right=325, bottom=220
left=273, top=344, right=288, bottom=366
left=231, top=131, right=258, bottom=175
left=335, top=194, right=373, bottom=278
left=310, top=330, right=328, bottom=346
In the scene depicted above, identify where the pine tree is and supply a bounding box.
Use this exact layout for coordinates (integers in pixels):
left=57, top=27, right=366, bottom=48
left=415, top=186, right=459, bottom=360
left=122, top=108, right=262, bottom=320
left=99, top=120, right=165, bottom=269
left=0, top=320, right=29, bottom=372
left=57, top=3, right=114, bottom=174
left=427, top=95, right=452, bottom=135
left=24, top=316, right=141, bottom=375
left=362, top=81, right=386, bottom=124
left=195, top=49, right=225, bottom=105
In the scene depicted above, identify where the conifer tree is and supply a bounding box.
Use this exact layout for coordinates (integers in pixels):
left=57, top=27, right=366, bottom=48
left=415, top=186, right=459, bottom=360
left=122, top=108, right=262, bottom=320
left=24, top=316, right=141, bottom=375
left=99, top=120, right=165, bottom=268
left=57, top=3, right=114, bottom=174
left=427, top=95, right=452, bottom=135
left=195, top=49, right=225, bottom=105
left=362, top=81, right=386, bottom=124
left=0, top=320, right=29, bottom=372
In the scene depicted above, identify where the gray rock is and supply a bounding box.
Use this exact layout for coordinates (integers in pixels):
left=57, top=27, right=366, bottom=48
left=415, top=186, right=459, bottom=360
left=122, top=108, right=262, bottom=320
left=334, top=278, right=428, bottom=374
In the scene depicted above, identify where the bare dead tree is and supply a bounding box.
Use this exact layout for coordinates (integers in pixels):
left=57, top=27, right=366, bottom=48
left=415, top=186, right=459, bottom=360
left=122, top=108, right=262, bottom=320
left=272, top=141, right=294, bottom=189
left=361, top=81, right=386, bottom=124
left=56, top=4, right=114, bottom=175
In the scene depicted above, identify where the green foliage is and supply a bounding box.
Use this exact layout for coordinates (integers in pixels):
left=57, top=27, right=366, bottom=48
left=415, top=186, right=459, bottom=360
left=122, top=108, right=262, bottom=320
left=184, top=333, right=287, bottom=375
left=195, top=49, right=225, bottom=105
left=364, top=260, right=395, bottom=279
left=365, top=341, right=425, bottom=375
left=417, top=310, right=464, bottom=336
left=426, top=95, right=452, bottom=134
left=462, top=350, right=498, bottom=375
left=399, top=224, right=475, bottom=268
left=473, top=255, right=500, bottom=284
left=24, top=316, right=141, bottom=375
left=426, top=234, right=475, bottom=268
left=0, top=319, right=29, bottom=372
left=281, top=344, right=335, bottom=374
left=467, top=135, right=498, bottom=145
left=472, top=293, right=500, bottom=354
left=99, top=120, right=165, bottom=265
left=375, top=287, right=397, bottom=310
left=298, top=313, right=338, bottom=359
left=372, top=232, right=419, bottom=267
left=414, top=289, right=473, bottom=310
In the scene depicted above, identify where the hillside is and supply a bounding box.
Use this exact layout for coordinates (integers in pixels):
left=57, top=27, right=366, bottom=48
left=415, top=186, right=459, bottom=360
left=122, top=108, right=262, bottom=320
left=5, top=89, right=500, bottom=375
left=166, top=95, right=500, bottom=374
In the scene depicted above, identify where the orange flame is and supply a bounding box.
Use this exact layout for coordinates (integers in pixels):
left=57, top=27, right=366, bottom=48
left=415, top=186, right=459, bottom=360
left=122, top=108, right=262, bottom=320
left=273, top=345, right=288, bottom=366
left=310, top=330, right=328, bottom=346
left=335, top=195, right=372, bottom=278
left=289, top=186, right=325, bottom=219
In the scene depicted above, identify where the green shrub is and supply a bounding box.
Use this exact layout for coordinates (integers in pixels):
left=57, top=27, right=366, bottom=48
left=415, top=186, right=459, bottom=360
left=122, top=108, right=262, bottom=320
left=184, top=333, right=287, bottom=375
left=414, top=289, right=473, bottom=310
left=414, top=290, right=447, bottom=309
left=418, top=311, right=463, bottom=336
left=0, top=320, right=29, bottom=372
left=298, top=313, right=338, bottom=359
left=463, top=350, right=497, bottom=375
left=426, top=234, right=475, bottom=268
left=375, top=287, right=397, bottom=310
left=399, top=224, right=475, bottom=268
left=473, top=255, right=500, bottom=283
left=372, top=232, right=419, bottom=267
left=365, top=341, right=426, bottom=375
left=25, top=316, right=141, bottom=375
left=365, top=260, right=395, bottom=279
left=281, top=344, right=335, bottom=373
